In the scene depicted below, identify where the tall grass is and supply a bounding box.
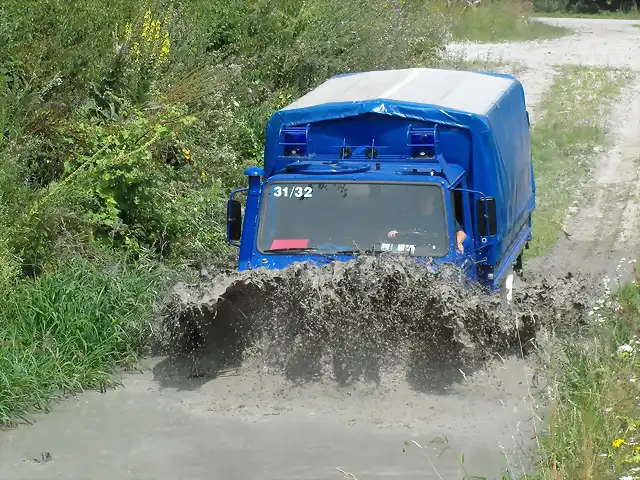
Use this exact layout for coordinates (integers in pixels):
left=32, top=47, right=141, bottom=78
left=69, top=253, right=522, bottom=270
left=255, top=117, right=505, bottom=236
left=0, top=254, right=169, bottom=425
left=435, top=0, right=570, bottom=42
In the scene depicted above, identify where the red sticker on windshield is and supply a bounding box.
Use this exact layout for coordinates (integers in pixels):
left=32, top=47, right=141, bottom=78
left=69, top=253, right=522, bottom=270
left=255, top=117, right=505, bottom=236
left=269, top=239, right=310, bottom=250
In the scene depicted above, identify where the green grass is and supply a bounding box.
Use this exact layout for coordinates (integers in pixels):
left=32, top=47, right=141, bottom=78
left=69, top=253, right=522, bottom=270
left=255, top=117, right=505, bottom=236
left=527, top=66, right=634, bottom=257
left=521, top=270, right=640, bottom=479
left=540, top=10, right=640, bottom=19
left=0, top=254, right=171, bottom=425
left=436, top=1, right=571, bottom=43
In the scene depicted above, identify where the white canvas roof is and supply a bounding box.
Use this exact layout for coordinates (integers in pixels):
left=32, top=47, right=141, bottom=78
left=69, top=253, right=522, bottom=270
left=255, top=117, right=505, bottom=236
left=281, top=68, right=515, bottom=116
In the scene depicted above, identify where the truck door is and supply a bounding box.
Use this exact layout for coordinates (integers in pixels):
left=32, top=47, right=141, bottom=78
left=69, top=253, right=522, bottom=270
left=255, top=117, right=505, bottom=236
left=451, top=183, right=476, bottom=281
left=451, top=188, right=472, bottom=251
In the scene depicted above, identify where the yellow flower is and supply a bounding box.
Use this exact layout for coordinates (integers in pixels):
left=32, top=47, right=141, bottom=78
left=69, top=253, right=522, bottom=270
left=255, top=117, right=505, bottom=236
left=119, top=8, right=170, bottom=68
left=612, top=438, right=626, bottom=448
left=131, top=41, right=141, bottom=63
left=142, top=11, right=152, bottom=41
left=159, top=31, right=170, bottom=63
left=182, top=148, right=192, bottom=162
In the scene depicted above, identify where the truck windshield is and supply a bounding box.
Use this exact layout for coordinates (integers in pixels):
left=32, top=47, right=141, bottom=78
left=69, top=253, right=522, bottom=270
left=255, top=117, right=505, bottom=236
left=256, top=182, right=450, bottom=257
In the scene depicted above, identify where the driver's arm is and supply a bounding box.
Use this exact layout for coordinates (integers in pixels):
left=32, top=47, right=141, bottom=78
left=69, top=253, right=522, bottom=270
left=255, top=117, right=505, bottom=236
left=455, top=220, right=467, bottom=252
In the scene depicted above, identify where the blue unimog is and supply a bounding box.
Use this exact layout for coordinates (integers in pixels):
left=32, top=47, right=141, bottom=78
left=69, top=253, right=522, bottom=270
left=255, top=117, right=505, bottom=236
left=226, top=68, right=535, bottom=302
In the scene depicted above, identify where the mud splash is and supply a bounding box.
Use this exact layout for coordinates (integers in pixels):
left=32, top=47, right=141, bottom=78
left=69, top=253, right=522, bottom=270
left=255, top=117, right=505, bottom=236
left=154, top=256, right=592, bottom=391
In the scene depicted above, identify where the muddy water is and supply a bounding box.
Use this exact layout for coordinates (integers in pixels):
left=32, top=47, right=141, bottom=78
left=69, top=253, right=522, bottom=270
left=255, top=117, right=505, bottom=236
left=0, top=257, right=591, bottom=480
left=157, top=256, right=587, bottom=389
left=0, top=362, right=537, bottom=479
left=2, top=16, right=639, bottom=480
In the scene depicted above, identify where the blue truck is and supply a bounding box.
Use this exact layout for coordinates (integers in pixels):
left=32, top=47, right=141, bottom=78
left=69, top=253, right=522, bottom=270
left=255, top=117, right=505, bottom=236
left=226, top=68, right=535, bottom=303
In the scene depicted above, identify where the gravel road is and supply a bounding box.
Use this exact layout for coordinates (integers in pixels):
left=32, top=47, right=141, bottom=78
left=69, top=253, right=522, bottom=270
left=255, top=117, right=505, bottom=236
left=2, top=17, right=640, bottom=480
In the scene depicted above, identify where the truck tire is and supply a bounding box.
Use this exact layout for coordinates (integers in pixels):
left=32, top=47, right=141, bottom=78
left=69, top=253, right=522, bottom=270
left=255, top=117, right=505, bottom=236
left=514, top=253, right=524, bottom=278
left=499, top=265, right=515, bottom=305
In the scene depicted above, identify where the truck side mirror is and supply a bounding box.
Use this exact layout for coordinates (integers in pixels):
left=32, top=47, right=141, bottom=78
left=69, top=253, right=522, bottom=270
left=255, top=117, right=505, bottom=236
left=476, top=197, right=497, bottom=237
left=227, top=199, right=243, bottom=242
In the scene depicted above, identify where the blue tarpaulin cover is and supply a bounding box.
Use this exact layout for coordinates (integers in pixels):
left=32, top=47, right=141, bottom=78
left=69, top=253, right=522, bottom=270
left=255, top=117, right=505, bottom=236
left=263, top=68, right=535, bottom=255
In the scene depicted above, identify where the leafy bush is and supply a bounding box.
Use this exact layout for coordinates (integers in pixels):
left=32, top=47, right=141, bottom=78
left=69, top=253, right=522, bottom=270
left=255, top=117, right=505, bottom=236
left=0, top=0, right=452, bottom=423
left=58, top=103, right=222, bottom=258
left=0, top=0, right=450, bottom=269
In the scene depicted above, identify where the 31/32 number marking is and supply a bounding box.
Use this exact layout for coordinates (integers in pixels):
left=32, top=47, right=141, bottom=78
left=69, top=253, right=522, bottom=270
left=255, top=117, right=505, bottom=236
left=272, top=185, right=313, bottom=198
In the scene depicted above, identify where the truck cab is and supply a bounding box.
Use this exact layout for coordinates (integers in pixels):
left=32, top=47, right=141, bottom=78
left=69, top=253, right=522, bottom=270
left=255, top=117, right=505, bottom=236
left=227, top=68, right=535, bottom=301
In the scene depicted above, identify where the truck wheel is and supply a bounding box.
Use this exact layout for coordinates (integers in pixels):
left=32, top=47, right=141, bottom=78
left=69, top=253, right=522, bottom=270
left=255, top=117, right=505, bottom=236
left=514, top=253, right=524, bottom=279
left=499, top=266, right=515, bottom=305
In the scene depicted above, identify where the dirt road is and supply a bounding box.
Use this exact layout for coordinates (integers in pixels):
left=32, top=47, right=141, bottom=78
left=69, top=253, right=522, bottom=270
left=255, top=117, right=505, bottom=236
left=2, top=17, right=640, bottom=480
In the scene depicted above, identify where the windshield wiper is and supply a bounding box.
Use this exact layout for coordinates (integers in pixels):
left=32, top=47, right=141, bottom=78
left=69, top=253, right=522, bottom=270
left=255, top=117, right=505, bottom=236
left=263, top=248, right=346, bottom=259
left=334, top=248, right=382, bottom=255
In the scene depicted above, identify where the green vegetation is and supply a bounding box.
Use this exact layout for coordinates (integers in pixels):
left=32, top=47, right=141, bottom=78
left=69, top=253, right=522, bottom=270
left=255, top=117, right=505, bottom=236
left=0, top=253, right=172, bottom=424
left=0, top=0, right=460, bottom=425
left=523, top=268, right=640, bottom=479
left=438, top=0, right=571, bottom=42
left=533, top=0, right=639, bottom=15
left=527, top=65, right=633, bottom=257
